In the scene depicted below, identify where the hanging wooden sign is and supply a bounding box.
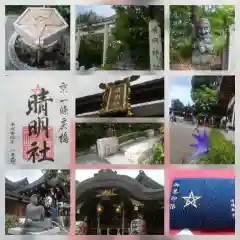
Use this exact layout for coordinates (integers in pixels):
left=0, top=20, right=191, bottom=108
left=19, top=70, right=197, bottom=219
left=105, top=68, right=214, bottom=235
left=99, top=79, right=132, bottom=117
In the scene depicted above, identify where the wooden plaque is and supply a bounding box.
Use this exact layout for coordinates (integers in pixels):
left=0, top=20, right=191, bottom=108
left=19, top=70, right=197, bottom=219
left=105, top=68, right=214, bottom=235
left=100, top=82, right=130, bottom=116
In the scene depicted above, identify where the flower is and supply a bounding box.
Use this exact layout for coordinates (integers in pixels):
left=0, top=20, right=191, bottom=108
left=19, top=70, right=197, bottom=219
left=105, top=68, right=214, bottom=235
left=190, top=129, right=209, bottom=157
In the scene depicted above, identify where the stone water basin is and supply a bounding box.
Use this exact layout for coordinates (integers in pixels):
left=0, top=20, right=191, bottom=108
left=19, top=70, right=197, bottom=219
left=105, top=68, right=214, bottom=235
left=13, top=7, right=68, bottom=50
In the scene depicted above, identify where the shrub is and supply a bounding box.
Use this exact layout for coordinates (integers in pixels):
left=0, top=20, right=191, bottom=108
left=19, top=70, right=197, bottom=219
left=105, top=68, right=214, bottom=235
left=200, top=129, right=235, bottom=164
left=150, top=143, right=164, bottom=164
left=5, top=214, right=19, bottom=234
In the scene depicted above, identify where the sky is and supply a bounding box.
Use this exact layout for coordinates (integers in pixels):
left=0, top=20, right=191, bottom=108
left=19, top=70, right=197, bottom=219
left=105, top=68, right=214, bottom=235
left=169, top=76, right=193, bottom=108
left=76, top=169, right=164, bottom=185
left=5, top=170, right=44, bottom=183
left=76, top=5, right=115, bottom=18
left=5, top=169, right=164, bottom=186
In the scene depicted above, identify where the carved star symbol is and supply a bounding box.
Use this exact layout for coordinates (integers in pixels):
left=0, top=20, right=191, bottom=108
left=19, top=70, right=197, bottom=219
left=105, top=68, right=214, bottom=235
left=182, top=191, right=201, bottom=208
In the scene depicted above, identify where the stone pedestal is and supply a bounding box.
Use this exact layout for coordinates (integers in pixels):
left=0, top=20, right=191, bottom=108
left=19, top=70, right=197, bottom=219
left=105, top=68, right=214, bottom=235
left=8, top=226, right=60, bottom=235
left=97, top=137, right=119, bottom=159
left=145, top=129, right=155, bottom=138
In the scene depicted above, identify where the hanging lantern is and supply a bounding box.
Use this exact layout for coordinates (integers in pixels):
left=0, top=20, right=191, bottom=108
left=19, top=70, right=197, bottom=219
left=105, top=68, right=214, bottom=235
left=130, top=218, right=147, bottom=235
left=97, top=203, right=103, bottom=213
left=115, top=205, right=121, bottom=213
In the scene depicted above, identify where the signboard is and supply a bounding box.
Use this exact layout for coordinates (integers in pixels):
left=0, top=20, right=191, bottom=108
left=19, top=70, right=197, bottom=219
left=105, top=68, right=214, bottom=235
left=99, top=82, right=131, bottom=116
left=149, top=19, right=163, bottom=70
left=5, top=73, right=72, bottom=165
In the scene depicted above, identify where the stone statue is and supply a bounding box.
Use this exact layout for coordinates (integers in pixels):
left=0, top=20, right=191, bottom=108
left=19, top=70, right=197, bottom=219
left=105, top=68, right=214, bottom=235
left=23, top=194, right=52, bottom=232
left=192, top=18, right=214, bottom=68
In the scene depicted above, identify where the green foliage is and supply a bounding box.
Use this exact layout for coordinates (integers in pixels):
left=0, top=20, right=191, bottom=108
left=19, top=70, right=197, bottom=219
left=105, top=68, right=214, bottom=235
left=200, top=129, right=235, bottom=164
left=190, top=75, right=225, bottom=116
left=171, top=99, right=185, bottom=112
left=41, top=170, right=70, bottom=183
left=111, top=5, right=164, bottom=69
left=150, top=143, right=164, bottom=164
left=5, top=214, right=19, bottom=234
left=76, top=10, right=104, bottom=25
left=170, top=5, right=235, bottom=61
left=76, top=6, right=164, bottom=69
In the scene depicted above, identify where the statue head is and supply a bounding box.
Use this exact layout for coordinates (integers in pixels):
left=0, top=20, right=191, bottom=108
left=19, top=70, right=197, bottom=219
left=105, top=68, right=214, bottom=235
left=30, top=194, right=38, bottom=205
left=196, top=18, right=211, bottom=38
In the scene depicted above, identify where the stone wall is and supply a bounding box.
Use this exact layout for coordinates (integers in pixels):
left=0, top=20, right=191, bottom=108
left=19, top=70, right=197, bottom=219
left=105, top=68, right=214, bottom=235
left=97, top=137, right=119, bottom=159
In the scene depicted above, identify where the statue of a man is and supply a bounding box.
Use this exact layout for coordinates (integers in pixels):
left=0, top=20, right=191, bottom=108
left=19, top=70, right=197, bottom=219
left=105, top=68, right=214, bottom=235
left=192, top=18, right=214, bottom=68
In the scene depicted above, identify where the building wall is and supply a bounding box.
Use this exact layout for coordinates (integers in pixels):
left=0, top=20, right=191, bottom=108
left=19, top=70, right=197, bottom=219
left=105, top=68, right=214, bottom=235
left=5, top=198, right=26, bottom=217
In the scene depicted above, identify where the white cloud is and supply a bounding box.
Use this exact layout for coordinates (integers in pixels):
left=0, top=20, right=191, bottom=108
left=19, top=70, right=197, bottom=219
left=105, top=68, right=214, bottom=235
left=5, top=170, right=44, bottom=183
left=76, top=169, right=164, bottom=185
left=77, top=5, right=115, bottom=18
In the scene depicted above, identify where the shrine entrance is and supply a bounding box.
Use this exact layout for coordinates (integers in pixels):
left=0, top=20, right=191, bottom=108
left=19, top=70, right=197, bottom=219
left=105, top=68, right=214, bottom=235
left=75, top=170, right=164, bottom=235
left=76, top=189, right=143, bottom=235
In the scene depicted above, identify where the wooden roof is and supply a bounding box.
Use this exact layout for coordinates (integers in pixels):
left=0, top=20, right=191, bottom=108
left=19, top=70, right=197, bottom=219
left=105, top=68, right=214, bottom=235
left=76, top=170, right=164, bottom=204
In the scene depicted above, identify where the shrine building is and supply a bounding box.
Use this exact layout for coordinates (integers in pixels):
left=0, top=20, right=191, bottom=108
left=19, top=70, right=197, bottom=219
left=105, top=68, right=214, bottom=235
left=75, top=170, right=164, bottom=235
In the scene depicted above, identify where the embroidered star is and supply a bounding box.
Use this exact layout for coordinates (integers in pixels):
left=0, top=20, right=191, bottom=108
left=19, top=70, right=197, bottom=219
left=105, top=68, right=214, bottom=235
left=182, top=191, right=201, bottom=208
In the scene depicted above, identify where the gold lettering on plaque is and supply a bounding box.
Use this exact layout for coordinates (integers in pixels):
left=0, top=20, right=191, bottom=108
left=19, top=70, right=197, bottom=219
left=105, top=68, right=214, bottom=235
left=96, top=189, right=118, bottom=197
left=99, top=81, right=132, bottom=116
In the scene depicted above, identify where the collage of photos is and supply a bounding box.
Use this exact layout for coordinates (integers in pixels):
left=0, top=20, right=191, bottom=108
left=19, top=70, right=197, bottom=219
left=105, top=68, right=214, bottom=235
left=3, top=2, right=236, bottom=238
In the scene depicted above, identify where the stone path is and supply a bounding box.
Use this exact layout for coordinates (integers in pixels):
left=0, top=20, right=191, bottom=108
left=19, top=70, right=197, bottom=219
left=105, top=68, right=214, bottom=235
left=169, top=122, right=212, bottom=164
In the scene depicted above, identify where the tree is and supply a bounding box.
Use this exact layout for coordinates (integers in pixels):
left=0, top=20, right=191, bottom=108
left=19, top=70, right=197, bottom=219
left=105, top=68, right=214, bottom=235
left=110, top=5, right=164, bottom=69
left=76, top=10, right=104, bottom=25
left=42, top=169, right=70, bottom=184
left=170, top=5, right=235, bottom=61
left=171, top=99, right=185, bottom=112
left=76, top=11, right=106, bottom=68
left=190, top=75, right=225, bottom=116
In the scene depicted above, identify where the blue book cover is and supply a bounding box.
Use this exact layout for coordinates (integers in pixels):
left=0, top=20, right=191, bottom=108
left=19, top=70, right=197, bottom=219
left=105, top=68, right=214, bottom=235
left=170, top=178, right=235, bottom=230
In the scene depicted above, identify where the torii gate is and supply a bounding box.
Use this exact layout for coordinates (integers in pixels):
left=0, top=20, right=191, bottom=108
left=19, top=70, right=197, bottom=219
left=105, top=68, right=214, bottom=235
left=75, top=17, right=163, bottom=70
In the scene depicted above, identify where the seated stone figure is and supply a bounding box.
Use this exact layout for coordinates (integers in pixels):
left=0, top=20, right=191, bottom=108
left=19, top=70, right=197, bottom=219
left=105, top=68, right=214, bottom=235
left=23, top=194, right=52, bottom=232
left=192, top=18, right=214, bottom=68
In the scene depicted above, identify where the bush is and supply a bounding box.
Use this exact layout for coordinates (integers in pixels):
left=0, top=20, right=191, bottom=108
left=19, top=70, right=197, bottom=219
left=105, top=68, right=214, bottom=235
left=150, top=143, right=164, bottom=164
left=5, top=214, right=19, bottom=234
left=200, top=129, right=235, bottom=164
